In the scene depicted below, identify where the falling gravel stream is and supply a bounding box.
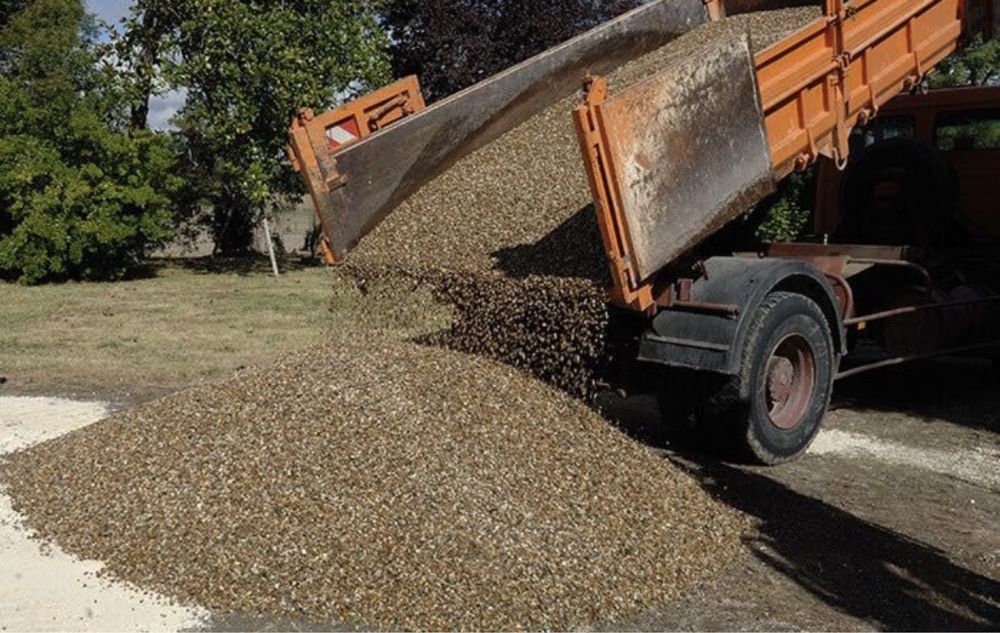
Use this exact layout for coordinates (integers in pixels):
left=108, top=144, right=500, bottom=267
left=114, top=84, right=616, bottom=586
left=347, top=7, right=823, bottom=397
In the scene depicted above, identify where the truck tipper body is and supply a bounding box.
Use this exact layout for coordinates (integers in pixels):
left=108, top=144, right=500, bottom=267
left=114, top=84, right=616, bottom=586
left=289, top=0, right=1000, bottom=464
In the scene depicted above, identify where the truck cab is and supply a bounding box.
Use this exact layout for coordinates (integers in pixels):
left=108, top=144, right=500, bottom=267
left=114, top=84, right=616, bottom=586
left=817, top=85, right=1000, bottom=243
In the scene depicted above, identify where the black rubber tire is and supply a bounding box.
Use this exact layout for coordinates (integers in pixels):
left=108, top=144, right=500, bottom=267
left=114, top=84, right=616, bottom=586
left=699, top=292, right=835, bottom=465
left=839, top=138, right=961, bottom=249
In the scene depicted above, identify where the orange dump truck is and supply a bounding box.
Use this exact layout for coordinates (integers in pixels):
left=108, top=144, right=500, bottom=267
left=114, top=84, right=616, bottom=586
left=289, top=0, right=1000, bottom=464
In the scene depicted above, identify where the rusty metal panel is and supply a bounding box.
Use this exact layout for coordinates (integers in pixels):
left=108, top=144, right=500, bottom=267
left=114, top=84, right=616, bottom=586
left=596, top=32, right=775, bottom=283
left=288, top=76, right=427, bottom=264
left=311, top=0, right=711, bottom=261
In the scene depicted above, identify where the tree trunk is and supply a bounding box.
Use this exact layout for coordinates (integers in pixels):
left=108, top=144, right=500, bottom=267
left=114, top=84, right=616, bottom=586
left=128, top=11, right=160, bottom=132
left=211, top=194, right=256, bottom=257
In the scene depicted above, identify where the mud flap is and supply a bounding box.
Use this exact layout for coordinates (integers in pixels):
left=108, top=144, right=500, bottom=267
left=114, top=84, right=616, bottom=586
left=576, top=30, right=775, bottom=305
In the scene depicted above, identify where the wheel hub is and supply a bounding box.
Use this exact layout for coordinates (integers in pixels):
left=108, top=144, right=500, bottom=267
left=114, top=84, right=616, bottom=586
left=767, top=357, right=795, bottom=403
left=764, top=334, right=817, bottom=430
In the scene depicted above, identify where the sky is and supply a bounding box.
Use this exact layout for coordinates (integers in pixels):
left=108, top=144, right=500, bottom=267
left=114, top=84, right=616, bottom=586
left=86, top=0, right=183, bottom=130
left=87, top=0, right=129, bottom=28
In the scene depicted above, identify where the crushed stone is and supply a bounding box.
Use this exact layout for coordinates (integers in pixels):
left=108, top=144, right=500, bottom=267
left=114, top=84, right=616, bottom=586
left=0, top=8, right=823, bottom=631
left=2, top=336, right=749, bottom=631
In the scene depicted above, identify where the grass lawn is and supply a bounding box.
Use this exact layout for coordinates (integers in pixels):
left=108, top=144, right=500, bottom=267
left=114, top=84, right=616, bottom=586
left=0, top=258, right=450, bottom=396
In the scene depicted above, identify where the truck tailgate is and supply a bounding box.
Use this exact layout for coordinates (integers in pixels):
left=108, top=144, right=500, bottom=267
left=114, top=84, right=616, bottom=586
left=574, top=32, right=774, bottom=295
left=292, top=0, right=713, bottom=262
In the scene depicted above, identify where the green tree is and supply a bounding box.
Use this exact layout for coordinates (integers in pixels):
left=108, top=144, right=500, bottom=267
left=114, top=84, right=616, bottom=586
left=0, top=0, right=179, bottom=284
left=0, top=0, right=30, bottom=25
left=119, top=0, right=391, bottom=254
left=754, top=171, right=813, bottom=244
left=929, top=34, right=1000, bottom=88
left=382, top=0, right=640, bottom=102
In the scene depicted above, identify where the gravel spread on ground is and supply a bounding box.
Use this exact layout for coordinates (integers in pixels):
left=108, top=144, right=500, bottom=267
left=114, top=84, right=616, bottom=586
left=2, top=336, right=749, bottom=631
left=346, top=8, right=823, bottom=398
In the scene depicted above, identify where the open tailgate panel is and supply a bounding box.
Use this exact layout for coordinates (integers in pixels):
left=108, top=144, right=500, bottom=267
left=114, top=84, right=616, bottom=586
left=574, top=31, right=775, bottom=310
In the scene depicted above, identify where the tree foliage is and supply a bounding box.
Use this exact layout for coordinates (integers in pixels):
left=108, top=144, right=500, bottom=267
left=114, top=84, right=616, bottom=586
left=119, top=0, right=392, bottom=254
left=753, top=171, right=813, bottom=244
left=382, top=0, right=642, bottom=102
left=929, top=34, right=1000, bottom=88
left=0, top=0, right=30, bottom=26
left=0, top=0, right=178, bottom=284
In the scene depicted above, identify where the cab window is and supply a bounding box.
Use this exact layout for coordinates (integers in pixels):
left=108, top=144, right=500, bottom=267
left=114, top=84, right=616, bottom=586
left=871, top=115, right=917, bottom=142
left=935, top=108, right=1000, bottom=151
left=851, top=115, right=916, bottom=150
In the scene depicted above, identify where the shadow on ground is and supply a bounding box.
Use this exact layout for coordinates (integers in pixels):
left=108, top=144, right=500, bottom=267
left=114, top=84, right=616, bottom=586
left=164, top=255, right=323, bottom=276
left=676, top=456, right=1000, bottom=631
left=596, top=358, right=1000, bottom=631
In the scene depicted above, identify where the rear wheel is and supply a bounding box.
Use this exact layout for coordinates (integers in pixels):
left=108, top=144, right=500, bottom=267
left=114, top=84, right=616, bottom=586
left=700, top=292, right=835, bottom=464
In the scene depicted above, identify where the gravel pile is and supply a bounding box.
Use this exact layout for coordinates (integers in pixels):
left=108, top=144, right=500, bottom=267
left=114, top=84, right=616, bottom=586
left=2, top=336, right=748, bottom=631
left=1, top=10, right=817, bottom=631
left=346, top=7, right=823, bottom=397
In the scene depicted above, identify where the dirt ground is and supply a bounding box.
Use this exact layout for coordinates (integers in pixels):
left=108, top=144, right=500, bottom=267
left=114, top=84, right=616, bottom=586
left=3, top=355, right=996, bottom=631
